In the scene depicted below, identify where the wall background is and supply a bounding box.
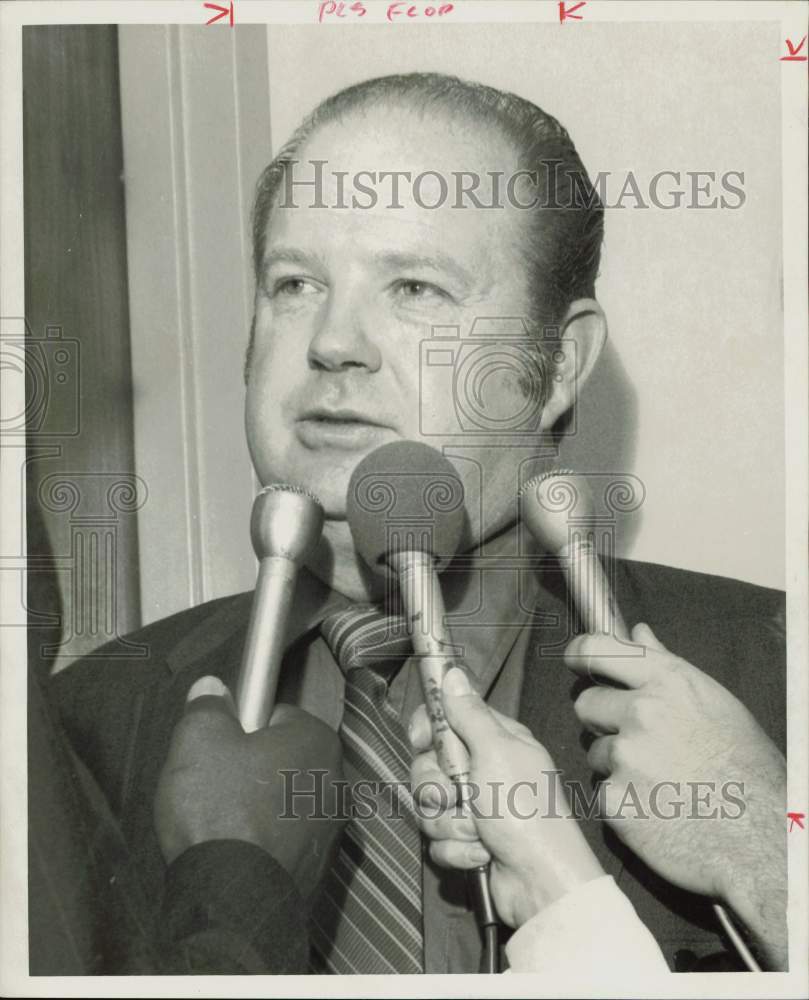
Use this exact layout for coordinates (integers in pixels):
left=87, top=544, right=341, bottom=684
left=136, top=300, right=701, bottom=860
left=119, top=20, right=785, bottom=627
left=23, top=26, right=141, bottom=670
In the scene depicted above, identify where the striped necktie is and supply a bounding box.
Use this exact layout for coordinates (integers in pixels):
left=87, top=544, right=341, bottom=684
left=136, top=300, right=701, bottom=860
left=309, top=605, right=424, bottom=974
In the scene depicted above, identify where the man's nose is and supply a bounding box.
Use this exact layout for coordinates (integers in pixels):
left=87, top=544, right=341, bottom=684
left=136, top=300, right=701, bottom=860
left=307, top=291, right=382, bottom=373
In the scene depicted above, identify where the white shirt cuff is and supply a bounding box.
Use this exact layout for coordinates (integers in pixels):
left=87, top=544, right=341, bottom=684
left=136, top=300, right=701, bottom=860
left=504, top=874, right=669, bottom=975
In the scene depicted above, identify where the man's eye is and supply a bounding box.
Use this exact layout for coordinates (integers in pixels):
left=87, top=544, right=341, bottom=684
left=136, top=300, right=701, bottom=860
left=393, top=279, right=448, bottom=301
left=272, top=277, right=318, bottom=297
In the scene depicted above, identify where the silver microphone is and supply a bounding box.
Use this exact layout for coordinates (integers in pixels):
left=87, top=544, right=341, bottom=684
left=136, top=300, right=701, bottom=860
left=235, top=484, right=324, bottom=732
left=520, top=470, right=760, bottom=970
left=519, top=469, right=629, bottom=638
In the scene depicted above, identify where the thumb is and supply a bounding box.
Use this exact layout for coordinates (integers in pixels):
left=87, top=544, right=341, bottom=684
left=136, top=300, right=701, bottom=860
left=440, top=667, right=503, bottom=750
left=631, top=622, right=669, bottom=653
left=183, top=675, right=240, bottom=730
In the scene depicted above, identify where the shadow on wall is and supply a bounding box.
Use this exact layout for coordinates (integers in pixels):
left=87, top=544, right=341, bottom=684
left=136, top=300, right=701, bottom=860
left=562, top=339, right=642, bottom=554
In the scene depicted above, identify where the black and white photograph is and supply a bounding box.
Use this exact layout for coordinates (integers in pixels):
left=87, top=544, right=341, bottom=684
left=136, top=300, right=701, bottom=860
left=1, top=1, right=807, bottom=995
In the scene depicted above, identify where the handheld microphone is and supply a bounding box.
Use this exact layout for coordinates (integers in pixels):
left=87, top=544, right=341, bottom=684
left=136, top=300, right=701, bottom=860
left=346, top=441, right=499, bottom=970
left=519, top=469, right=761, bottom=972
left=235, top=484, right=324, bottom=733
left=346, top=441, right=469, bottom=782
left=519, top=469, right=628, bottom=639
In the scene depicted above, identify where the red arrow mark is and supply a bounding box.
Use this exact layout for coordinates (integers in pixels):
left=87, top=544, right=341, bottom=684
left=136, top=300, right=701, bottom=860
left=780, top=36, right=807, bottom=61
left=559, top=0, right=586, bottom=22
left=204, top=1, right=234, bottom=26
left=787, top=811, right=805, bottom=831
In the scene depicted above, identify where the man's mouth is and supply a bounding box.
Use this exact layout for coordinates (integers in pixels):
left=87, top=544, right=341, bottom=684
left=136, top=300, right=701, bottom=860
left=295, top=408, right=394, bottom=450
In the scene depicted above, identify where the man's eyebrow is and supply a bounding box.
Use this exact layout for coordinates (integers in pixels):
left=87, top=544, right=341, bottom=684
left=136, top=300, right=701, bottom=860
left=261, top=246, right=325, bottom=271
left=372, top=250, right=476, bottom=289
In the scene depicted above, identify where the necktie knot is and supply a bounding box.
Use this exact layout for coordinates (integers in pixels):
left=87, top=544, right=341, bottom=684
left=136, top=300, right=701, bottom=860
left=320, top=604, right=412, bottom=677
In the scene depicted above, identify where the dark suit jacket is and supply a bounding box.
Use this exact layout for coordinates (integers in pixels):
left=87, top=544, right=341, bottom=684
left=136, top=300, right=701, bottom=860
left=50, top=556, right=786, bottom=974
left=30, top=657, right=309, bottom=975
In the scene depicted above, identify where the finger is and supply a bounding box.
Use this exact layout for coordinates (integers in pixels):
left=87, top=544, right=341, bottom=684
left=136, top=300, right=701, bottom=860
left=574, top=685, right=631, bottom=734
left=265, top=704, right=341, bottom=763
left=564, top=634, right=649, bottom=688
left=586, top=735, right=616, bottom=775
left=411, top=751, right=454, bottom=808
left=483, top=704, right=537, bottom=742
left=183, top=675, right=239, bottom=726
left=417, top=808, right=478, bottom=842
left=429, top=838, right=491, bottom=871
left=412, top=776, right=458, bottom=818
left=632, top=622, right=669, bottom=653
left=408, top=704, right=433, bottom=752
left=410, top=693, right=533, bottom=755
left=440, top=668, right=508, bottom=749
left=269, top=703, right=320, bottom=728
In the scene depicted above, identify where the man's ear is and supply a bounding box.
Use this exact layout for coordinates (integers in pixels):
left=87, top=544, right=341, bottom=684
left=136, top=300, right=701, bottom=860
left=540, top=298, right=607, bottom=430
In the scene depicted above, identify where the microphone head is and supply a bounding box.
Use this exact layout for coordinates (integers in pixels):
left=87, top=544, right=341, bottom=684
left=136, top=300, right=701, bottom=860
left=250, top=483, right=324, bottom=563
left=519, top=469, right=594, bottom=553
left=346, top=441, right=466, bottom=575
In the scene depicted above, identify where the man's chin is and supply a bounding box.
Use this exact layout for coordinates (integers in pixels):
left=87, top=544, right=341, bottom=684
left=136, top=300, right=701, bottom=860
left=270, top=444, right=390, bottom=518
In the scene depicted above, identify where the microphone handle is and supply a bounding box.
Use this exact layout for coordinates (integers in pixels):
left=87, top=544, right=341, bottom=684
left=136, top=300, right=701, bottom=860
left=235, top=556, right=298, bottom=732
left=391, top=551, right=471, bottom=783
left=559, top=532, right=629, bottom=639
left=391, top=551, right=499, bottom=953
left=551, top=516, right=759, bottom=969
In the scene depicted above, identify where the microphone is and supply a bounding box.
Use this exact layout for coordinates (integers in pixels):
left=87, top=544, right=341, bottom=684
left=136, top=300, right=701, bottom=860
left=519, top=469, right=629, bottom=639
left=346, top=441, right=469, bottom=780
left=235, top=484, right=324, bottom=733
left=346, top=441, right=499, bottom=968
left=520, top=469, right=761, bottom=971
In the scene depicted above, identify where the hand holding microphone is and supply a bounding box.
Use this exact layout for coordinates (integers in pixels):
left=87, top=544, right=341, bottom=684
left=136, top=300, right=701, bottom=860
left=155, top=677, right=344, bottom=901
left=565, top=623, right=788, bottom=970
left=345, top=441, right=499, bottom=968
left=521, top=470, right=787, bottom=970
left=408, top=667, right=606, bottom=930
left=155, top=481, right=344, bottom=900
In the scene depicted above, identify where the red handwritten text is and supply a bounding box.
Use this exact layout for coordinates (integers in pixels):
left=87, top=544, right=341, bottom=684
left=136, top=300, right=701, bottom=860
left=317, top=1, right=454, bottom=22
left=318, top=1, right=367, bottom=21
left=204, top=0, right=234, bottom=26
left=559, top=0, right=585, bottom=22
left=780, top=36, right=808, bottom=62
left=386, top=2, right=454, bottom=20
left=788, top=812, right=805, bottom=831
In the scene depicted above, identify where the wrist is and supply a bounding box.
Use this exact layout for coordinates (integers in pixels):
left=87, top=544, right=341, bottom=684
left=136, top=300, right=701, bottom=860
left=716, top=809, right=787, bottom=969
left=512, top=853, right=606, bottom=927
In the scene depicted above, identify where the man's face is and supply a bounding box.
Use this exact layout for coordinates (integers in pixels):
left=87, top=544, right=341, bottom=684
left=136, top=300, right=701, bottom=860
left=246, top=105, right=541, bottom=555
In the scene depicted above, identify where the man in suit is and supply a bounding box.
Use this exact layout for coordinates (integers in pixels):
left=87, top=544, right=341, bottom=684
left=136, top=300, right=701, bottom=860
left=50, top=71, right=787, bottom=974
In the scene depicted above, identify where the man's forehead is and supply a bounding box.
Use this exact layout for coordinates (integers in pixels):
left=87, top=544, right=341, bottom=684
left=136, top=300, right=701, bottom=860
left=263, top=105, right=530, bottom=282
left=296, top=102, right=519, bottom=177
left=262, top=207, right=492, bottom=293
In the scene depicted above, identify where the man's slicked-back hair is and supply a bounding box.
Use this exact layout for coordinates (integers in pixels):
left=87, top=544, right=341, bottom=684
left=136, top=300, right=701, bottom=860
left=251, top=71, right=603, bottom=331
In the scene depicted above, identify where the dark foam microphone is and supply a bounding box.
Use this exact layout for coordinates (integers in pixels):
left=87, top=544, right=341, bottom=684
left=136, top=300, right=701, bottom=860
left=346, top=441, right=469, bottom=779
left=346, top=441, right=499, bottom=970
left=236, top=484, right=324, bottom=732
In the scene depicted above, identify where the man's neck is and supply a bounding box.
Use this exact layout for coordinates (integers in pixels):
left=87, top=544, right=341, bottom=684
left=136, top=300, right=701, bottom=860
left=307, top=514, right=523, bottom=603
